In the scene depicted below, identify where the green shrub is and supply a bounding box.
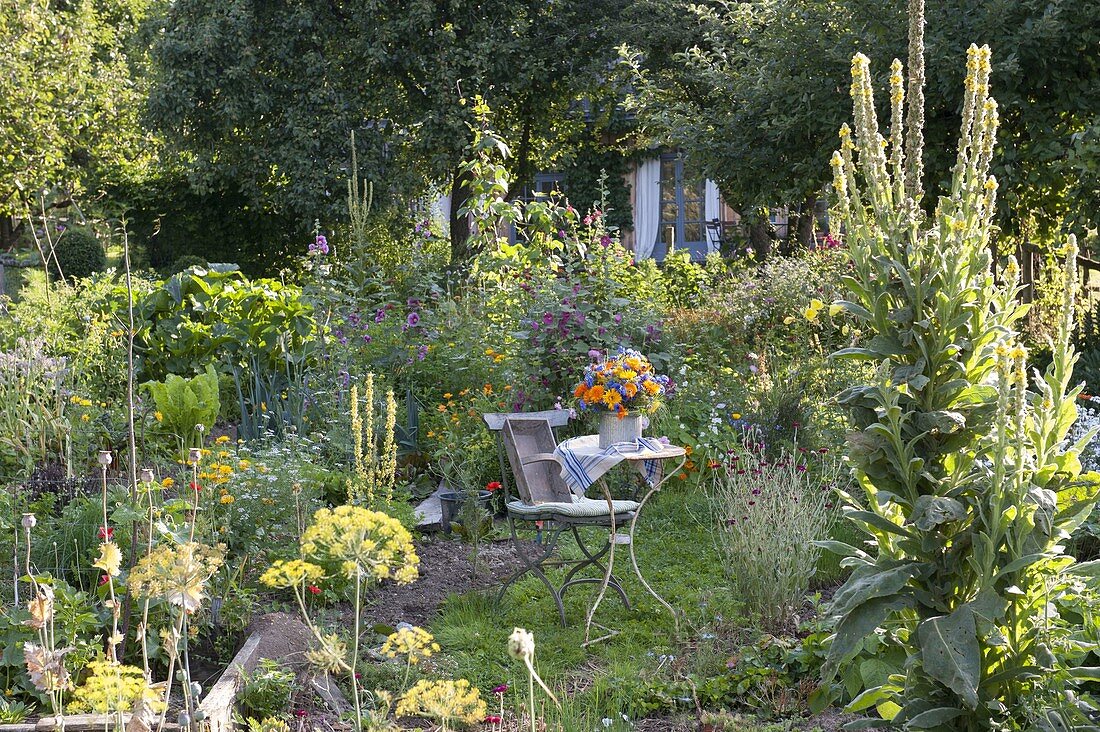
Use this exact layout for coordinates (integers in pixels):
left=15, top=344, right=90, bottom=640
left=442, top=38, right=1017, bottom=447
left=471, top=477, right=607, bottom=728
left=706, top=432, right=840, bottom=631
left=169, top=254, right=209, bottom=274
left=52, top=228, right=106, bottom=281
left=237, top=660, right=294, bottom=721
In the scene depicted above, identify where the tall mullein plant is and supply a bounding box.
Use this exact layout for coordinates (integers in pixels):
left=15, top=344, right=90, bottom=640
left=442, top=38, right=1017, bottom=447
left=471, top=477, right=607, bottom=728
left=823, top=42, right=1100, bottom=730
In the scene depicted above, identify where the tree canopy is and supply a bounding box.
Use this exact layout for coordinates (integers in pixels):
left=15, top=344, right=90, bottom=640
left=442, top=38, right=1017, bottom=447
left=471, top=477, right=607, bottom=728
left=623, top=0, right=1100, bottom=240
left=145, top=0, right=630, bottom=259
left=0, top=0, right=153, bottom=223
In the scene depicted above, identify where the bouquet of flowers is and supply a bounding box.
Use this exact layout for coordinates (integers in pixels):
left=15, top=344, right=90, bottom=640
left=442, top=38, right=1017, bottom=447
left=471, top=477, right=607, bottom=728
left=573, top=348, right=670, bottom=418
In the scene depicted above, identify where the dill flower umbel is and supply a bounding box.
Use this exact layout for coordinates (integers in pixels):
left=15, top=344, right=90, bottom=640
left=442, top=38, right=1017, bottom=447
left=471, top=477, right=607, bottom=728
left=67, top=660, right=164, bottom=713
left=129, top=542, right=224, bottom=612
left=382, top=626, right=440, bottom=665
left=396, top=679, right=486, bottom=729
left=260, top=559, right=325, bottom=589
left=300, top=505, right=419, bottom=584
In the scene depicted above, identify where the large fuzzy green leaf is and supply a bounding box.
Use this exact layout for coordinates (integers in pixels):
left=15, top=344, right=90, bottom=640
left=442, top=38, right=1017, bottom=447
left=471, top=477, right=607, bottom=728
left=906, top=706, right=966, bottom=729
left=917, top=606, right=981, bottom=709
left=830, top=563, right=921, bottom=619
left=825, top=593, right=913, bottom=676
left=908, top=495, right=968, bottom=531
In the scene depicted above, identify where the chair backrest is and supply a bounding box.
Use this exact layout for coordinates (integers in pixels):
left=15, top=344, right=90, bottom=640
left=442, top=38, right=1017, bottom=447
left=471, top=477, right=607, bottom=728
left=500, top=419, right=574, bottom=505
left=482, top=410, right=571, bottom=432
left=483, top=410, right=572, bottom=502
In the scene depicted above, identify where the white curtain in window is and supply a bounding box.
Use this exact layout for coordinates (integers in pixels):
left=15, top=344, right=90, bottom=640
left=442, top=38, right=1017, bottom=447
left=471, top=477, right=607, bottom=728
left=704, top=179, right=721, bottom=254
left=633, top=157, right=661, bottom=260
left=431, top=192, right=452, bottom=236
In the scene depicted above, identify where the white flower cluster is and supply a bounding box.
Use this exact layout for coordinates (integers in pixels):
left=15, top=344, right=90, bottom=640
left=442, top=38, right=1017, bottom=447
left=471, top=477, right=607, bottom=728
left=1067, top=395, right=1100, bottom=473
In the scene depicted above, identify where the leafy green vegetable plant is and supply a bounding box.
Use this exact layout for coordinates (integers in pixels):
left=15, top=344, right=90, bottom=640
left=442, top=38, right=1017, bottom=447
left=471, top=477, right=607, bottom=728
left=819, top=33, right=1100, bottom=730
left=144, top=365, right=220, bottom=459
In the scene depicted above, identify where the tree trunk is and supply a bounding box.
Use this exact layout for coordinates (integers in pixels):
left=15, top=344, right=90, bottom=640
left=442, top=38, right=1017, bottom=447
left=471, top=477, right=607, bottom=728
left=506, top=116, right=533, bottom=203
left=748, top=214, right=775, bottom=260
left=449, top=168, right=473, bottom=264
left=0, top=216, right=13, bottom=251
left=796, top=195, right=816, bottom=248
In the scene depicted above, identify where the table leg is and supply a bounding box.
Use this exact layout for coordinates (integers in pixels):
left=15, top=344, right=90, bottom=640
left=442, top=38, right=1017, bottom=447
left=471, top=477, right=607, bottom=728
left=628, top=455, right=686, bottom=636
left=583, top=478, right=617, bottom=645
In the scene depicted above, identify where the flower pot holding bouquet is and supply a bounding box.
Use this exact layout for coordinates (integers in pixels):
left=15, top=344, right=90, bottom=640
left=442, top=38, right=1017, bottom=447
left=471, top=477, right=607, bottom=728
left=573, top=349, right=670, bottom=448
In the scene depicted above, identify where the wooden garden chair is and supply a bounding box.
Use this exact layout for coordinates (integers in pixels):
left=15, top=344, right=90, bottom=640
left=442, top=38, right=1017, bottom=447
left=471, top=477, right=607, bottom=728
left=482, top=412, right=639, bottom=626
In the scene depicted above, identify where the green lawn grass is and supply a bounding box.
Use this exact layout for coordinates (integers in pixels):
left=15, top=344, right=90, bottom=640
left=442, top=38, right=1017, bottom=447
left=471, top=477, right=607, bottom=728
left=425, top=481, right=852, bottom=722
left=428, top=484, right=738, bottom=716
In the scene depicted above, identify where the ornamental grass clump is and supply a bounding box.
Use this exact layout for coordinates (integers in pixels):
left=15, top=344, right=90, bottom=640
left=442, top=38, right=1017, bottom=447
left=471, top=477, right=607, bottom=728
left=821, top=10, right=1100, bottom=728
left=706, top=434, right=840, bottom=632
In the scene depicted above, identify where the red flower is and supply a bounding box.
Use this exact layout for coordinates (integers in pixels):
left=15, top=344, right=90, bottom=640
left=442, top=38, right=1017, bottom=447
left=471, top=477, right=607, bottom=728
left=189, top=481, right=202, bottom=491
left=98, top=525, right=114, bottom=540
left=492, top=684, right=508, bottom=694
left=486, top=481, right=502, bottom=492
left=485, top=716, right=503, bottom=725
left=98, top=574, right=110, bottom=586
left=308, top=585, right=321, bottom=595
left=292, top=710, right=307, bottom=719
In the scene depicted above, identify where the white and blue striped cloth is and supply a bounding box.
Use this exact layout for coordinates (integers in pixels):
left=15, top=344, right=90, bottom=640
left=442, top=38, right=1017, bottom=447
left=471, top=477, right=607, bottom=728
left=553, top=435, right=668, bottom=496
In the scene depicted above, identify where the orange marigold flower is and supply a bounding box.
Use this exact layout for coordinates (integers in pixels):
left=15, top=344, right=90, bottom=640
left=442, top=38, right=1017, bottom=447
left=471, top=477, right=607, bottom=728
left=585, top=385, right=605, bottom=404
left=574, top=383, right=588, bottom=398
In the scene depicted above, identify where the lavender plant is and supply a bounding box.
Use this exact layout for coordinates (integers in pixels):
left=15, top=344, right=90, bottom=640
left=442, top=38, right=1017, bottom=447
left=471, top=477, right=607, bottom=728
left=820, top=24, right=1100, bottom=730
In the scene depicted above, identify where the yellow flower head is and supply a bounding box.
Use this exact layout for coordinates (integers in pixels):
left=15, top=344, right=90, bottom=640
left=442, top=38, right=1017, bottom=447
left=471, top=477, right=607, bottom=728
left=94, top=542, right=123, bottom=577
left=396, top=679, right=486, bottom=726
left=382, top=626, right=441, bottom=665
left=67, top=661, right=164, bottom=714
left=129, top=542, right=224, bottom=612
left=300, top=506, right=419, bottom=585
left=260, top=559, right=325, bottom=589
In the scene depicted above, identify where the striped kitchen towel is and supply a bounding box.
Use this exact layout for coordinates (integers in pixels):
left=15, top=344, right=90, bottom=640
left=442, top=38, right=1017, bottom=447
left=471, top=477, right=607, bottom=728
left=554, top=435, right=668, bottom=496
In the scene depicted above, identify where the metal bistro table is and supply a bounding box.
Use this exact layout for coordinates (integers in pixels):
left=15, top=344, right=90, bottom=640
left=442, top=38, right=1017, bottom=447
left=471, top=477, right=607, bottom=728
left=554, top=435, right=687, bottom=645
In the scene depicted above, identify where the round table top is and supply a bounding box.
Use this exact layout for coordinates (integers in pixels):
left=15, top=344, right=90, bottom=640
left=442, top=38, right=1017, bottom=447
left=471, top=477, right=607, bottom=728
left=614, top=443, right=686, bottom=462
left=559, top=434, right=687, bottom=462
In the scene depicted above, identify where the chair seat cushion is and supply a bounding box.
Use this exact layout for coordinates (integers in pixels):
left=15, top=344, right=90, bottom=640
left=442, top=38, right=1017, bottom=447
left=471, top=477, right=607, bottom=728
left=507, top=496, right=639, bottom=518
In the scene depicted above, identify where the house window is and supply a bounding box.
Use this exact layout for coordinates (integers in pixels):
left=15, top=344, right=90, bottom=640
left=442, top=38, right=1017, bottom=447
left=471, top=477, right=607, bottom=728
left=656, top=154, right=707, bottom=261
left=509, top=173, right=564, bottom=243
left=519, top=173, right=565, bottom=202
